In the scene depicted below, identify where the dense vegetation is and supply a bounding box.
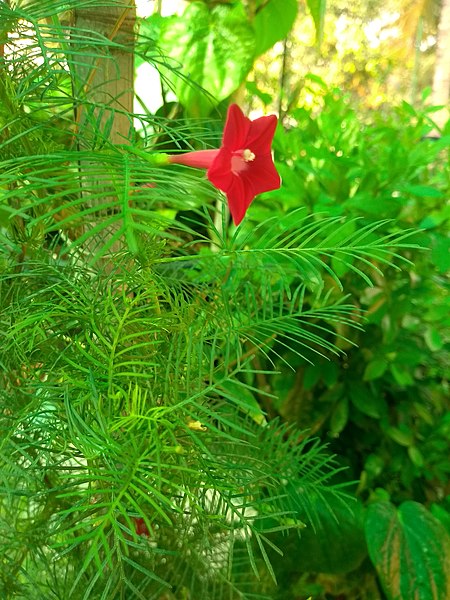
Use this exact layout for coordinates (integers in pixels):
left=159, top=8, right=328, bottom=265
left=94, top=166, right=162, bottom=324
left=1, top=1, right=449, bottom=599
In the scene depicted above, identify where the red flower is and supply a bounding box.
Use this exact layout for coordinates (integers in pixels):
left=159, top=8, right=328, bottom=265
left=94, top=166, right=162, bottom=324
left=134, top=517, right=150, bottom=537
left=169, top=104, right=280, bottom=225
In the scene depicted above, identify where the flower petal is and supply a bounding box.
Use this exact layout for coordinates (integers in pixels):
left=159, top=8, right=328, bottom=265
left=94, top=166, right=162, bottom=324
left=168, top=103, right=280, bottom=226
left=239, top=154, right=281, bottom=196
left=169, top=149, right=220, bottom=169
left=222, top=104, right=251, bottom=151
left=208, top=127, right=280, bottom=225
left=207, top=147, right=234, bottom=190
left=245, top=114, right=278, bottom=155
left=225, top=176, right=255, bottom=225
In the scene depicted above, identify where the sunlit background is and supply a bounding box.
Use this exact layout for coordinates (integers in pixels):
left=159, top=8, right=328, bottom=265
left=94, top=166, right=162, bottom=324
left=135, top=0, right=443, bottom=119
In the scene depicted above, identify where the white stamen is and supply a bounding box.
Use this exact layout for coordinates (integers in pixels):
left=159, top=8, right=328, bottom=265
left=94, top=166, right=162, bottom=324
left=242, top=149, right=255, bottom=162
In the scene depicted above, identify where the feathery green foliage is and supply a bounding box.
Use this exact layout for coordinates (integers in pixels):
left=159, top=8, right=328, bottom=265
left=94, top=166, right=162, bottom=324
left=0, top=1, right=419, bottom=598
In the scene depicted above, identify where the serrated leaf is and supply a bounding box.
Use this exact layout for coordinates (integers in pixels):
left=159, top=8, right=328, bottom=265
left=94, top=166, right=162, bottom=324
left=365, top=501, right=450, bottom=600
left=157, top=3, right=255, bottom=116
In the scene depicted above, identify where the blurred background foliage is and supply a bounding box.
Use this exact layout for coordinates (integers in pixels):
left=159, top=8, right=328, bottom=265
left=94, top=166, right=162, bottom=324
left=137, top=0, right=448, bottom=118
left=1, top=0, right=449, bottom=598
left=138, top=0, right=450, bottom=597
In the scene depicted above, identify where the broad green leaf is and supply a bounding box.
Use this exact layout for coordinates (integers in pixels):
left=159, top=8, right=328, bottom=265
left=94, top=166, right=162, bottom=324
left=322, top=361, right=338, bottom=387
left=291, top=494, right=367, bottom=573
left=366, top=501, right=450, bottom=600
left=157, top=2, right=255, bottom=116
left=305, top=0, right=327, bottom=44
left=253, top=0, right=298, bottom=57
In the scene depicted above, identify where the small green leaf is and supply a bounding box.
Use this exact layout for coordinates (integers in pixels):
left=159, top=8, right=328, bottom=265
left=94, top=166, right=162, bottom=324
left=401, top=184, right=444, bottom=198
left=407, top=445, right=424, bottom=468
left=330, top=397, right=348, bottom=435
left=413, top=401, right=434, bottom=425
left=218, top=380, right=267, bottom=425
left=364, top=454, right=384, bottom=478
left=390, top=363, right=414, bottom=387
left=424, top=327, right=443, bottom=351
left=365, top=501, right=450, bottom=600
left=350, top=384, right=386, bottom=418
left=363, top=358, right=388, bottom=381
left=386, top=426, right=413, bottom=447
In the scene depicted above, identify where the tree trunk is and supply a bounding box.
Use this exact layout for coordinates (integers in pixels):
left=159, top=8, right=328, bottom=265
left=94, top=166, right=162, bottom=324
left=431, top=0, right=450, bottom=130
left=72, top=3, right=136, bottom=270
left=74, top=4, right=136, bottom=144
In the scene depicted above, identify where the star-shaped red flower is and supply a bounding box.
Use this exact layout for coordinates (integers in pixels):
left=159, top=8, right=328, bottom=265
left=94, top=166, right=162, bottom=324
left=169, top=104, right=281, bottom=225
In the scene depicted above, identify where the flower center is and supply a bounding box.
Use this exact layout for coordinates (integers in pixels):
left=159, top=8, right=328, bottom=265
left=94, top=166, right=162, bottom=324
left=242, top=149, right=255, bottom=162
left=231, top=148, right=255, bottom=174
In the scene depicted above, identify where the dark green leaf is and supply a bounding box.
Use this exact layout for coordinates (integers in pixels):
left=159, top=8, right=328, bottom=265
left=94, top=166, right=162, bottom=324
left=330, top=397, right=348, bottom=435
left=350, top=384, right=386, bottom=418
left=365, top=501, right=450, bottom=600
left=386, top=426, right=413, bottom=447
left=290, top=494, right=367, bottom=574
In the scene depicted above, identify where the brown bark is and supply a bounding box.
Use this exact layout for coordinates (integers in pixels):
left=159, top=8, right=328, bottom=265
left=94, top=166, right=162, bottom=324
left=74, top=4, right=136, bottom=144
left=72, top=3, right=136, bottom=271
